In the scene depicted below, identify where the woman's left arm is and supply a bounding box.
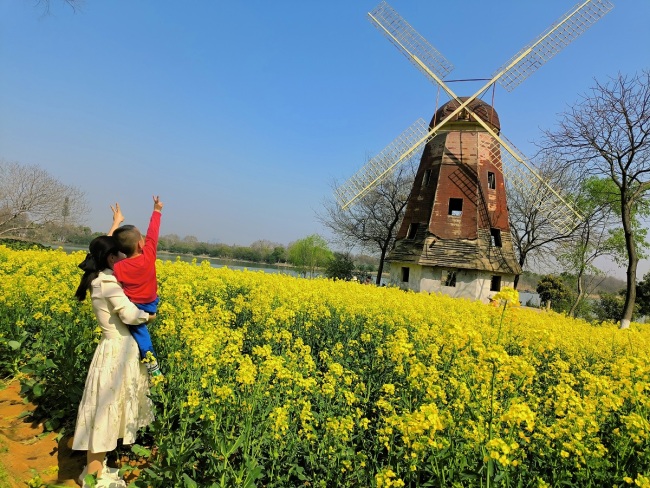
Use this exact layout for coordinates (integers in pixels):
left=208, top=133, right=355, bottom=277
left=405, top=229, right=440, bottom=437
left=101, top=277, right=150, bottom=325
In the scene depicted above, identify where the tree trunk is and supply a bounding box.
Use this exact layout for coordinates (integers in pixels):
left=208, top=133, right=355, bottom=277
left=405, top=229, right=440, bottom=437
left=620, top=202, right=637, bottom=329
left=568, top=272, right=584, bottom=317
left=513, top=254, right=526, bottom=290
left=376, top=246, right=388, bottom=286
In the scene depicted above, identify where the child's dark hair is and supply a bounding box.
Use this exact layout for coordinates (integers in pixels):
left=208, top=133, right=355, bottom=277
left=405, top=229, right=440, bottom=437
left=113, top=225, right=141, bottom=257
left=74, top=236, right=120, bottom=301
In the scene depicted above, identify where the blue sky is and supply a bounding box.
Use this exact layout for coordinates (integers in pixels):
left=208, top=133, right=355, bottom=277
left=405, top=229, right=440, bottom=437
left=1, top=0, right=649, bottom=277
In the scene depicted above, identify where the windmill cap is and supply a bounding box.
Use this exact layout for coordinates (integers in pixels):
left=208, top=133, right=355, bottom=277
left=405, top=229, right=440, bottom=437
left=432, top=97, right=500, bottom=131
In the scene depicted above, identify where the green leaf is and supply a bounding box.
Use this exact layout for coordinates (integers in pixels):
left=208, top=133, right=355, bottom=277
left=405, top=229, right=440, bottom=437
left=44, top=418, right=60, bottom=431
left=290, top=465, right=307, bottom=481
left=32, top=383, right=43, bottom=397
left=242, top=464, right=263, bottom=488
left=131, top=444, right=152, bottom=458
left=7, top=340, right=20, bottom=350
left=182, top=473, right=198, bottom=488
left=222, top=434, right=244, bottom=458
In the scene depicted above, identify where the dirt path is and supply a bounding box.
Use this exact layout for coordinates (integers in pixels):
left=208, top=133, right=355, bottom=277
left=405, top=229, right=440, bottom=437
left=0, top=380, right=83, bottom=487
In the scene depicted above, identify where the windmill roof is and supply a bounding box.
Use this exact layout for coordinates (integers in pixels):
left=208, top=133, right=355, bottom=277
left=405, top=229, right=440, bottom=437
left=432, top=97, right=500, bottom=131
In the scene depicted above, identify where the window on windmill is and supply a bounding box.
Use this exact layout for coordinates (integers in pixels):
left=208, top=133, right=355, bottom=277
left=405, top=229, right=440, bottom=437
left=422, top=169, right=432, bottom=188
left=401, top=267, right=410, bottom=283
left=448, top=198, right=463, bottom=216
left=407, top=223, right=419, bottom=240
left=487, top=171, right=496, bottom=190
left=442, top=269, right=457, bottom=287
left=490, top=228, right=502, bottom=247
left=490, top=275, right=501, bottom=292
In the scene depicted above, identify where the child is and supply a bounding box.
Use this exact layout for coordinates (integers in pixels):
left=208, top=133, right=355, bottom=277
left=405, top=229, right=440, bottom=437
left=109, top=196, right=163, bottom=377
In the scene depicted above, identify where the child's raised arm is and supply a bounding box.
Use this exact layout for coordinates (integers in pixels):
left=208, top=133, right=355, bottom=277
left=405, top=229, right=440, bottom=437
left=108, top=202, right=124, bottom=236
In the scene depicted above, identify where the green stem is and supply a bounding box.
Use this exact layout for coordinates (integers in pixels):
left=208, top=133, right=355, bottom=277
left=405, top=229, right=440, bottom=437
left=487, top=302, right=508, bottom=488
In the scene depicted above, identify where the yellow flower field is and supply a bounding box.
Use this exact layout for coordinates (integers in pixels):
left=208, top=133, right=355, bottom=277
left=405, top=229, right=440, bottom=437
left=1, top=245, right=649, bottom=487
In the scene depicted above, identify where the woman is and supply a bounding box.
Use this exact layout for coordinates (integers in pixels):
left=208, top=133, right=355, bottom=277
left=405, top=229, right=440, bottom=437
left=73, top=235, right=155, bottom=487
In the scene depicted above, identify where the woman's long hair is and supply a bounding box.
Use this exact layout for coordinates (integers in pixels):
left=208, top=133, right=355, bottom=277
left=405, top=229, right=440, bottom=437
left=74, top=235, right=119, bottom=301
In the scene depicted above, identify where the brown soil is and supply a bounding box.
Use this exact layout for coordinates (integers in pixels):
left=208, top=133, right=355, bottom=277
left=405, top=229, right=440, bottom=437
left=0, top=380, right=84, bottom=487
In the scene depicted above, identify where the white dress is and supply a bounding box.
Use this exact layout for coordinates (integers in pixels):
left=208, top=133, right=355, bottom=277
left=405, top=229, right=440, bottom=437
left=72, top=269, right=155, bottom=453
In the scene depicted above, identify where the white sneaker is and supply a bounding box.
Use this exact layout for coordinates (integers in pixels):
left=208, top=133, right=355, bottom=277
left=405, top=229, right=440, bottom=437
left=93, top=477, right=127, bottom=488
left=78, top=460, right=125, bottom=488
left=81, top=474, right=126, bottom=488
left=101, top=459, right=122, bottom=480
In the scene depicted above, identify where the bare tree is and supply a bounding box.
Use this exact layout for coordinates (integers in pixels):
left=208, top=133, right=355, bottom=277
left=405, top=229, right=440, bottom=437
left=0, top=161, right=89, bottom=238
left=160, top=234, right=181, bottom=244
left=540, top=71, right=650, bottom=329
left=507, top=159, right=580, bottom=288
left=318, top=158, right=417, bottom=285
left=250, top=239, right=282, bottom=255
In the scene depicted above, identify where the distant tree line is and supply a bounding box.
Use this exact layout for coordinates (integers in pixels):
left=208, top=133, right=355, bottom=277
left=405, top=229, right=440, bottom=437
left=158, top=236, right=290, bottom=265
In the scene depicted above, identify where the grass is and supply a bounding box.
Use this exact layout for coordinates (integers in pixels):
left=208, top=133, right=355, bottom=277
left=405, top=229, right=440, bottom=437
left=0, top=453, right=13, bottom=487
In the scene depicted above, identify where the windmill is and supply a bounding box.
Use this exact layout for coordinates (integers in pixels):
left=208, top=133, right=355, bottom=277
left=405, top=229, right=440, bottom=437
left=336, top=0, right=613, bottom=301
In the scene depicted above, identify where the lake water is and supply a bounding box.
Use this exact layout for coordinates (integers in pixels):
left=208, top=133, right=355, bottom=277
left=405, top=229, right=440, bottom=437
left=55, top=244, right=300, bottom=277
left=159, top=252, right=300, bottom=276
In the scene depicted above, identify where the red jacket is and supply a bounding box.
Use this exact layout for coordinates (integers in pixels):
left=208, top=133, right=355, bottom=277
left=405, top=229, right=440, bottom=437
left=114, top=210, right=161, bottom=303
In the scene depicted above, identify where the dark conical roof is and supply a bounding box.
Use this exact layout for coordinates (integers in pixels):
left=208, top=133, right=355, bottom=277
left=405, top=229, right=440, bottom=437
left=432, top=97, right=500, bottom=131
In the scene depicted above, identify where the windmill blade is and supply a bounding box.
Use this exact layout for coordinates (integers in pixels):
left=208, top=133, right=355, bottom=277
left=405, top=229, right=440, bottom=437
left=481, top=133, right=582, bottom=234
left=336, top=119, right=430, bottom=210
left=368, top=1, right=454, bottom=84
left=366, top=2, right=499, bottom=149
left=493, top=0, right=613, bottom=92
left=367, top=2, right=488, bottom=146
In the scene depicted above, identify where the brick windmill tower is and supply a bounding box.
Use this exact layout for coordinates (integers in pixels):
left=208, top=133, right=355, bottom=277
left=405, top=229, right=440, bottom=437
left=387, top=97, right=521, bottom=299
left=336, top=0, right=612, bottom=301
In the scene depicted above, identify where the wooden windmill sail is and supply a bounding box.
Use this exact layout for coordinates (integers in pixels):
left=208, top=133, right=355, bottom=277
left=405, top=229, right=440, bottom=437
left=337, top=0, right=613, bottom=300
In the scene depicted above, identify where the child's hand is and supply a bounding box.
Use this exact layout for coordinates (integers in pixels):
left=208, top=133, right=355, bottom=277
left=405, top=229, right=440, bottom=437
left=111, top=203, right=124, bottom=225
left=147, top=313, right=156, bottom=323
left=153, top=195, right=164, bottom=213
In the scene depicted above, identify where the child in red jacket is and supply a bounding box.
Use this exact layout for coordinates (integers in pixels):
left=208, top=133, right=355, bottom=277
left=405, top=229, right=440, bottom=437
left=109, top=196, right=163, bottom=377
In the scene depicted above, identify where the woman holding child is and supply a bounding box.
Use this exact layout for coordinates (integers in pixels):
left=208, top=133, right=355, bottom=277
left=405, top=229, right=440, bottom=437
left=72, top=233, right=155, bottom=487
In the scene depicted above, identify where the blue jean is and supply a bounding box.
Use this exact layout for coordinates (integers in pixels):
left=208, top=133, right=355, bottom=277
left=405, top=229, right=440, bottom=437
left=130, top=297, right=159, bottom=361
